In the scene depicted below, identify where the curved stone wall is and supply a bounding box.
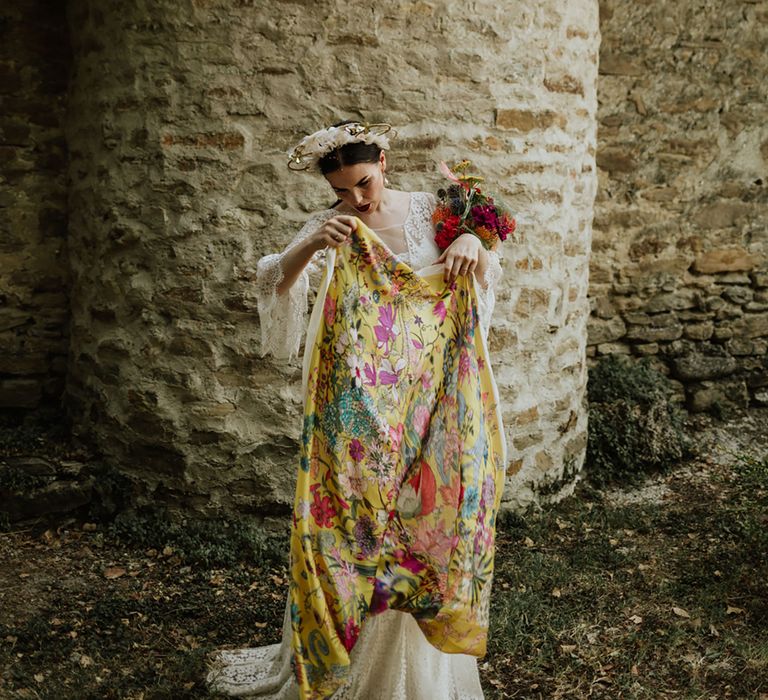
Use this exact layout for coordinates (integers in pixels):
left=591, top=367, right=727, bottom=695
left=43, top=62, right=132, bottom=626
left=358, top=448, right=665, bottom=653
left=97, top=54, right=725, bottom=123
left=64, top=0, right=600, bottom=515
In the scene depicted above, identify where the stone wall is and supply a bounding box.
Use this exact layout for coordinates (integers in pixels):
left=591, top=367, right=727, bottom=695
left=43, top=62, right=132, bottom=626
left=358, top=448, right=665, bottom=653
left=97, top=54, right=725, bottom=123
left=590, top=0, right=768, bottom=411
left=0, top=0, right=71, bottom=409
left=62, top=0, right=600, bottom=516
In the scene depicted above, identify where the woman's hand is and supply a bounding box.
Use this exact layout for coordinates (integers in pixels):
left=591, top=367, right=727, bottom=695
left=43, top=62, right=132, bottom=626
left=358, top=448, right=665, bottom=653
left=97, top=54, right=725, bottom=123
left=309, top=215, right=358, bottom=252
left=436, top=233, right=483, bottom=283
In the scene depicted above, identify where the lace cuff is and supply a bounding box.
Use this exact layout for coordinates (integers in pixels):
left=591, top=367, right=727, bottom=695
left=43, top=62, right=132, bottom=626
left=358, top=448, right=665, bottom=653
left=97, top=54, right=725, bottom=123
left=254, top=253, right=308, bottom=361
left=255, top=211, right=334, bottom=361
left=476, top=248, right=503, bottom=345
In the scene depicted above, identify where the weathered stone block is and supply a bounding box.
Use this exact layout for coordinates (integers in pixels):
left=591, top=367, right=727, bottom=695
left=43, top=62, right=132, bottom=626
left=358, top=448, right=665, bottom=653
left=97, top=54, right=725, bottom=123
left=725, top=338, right=768, bottom=356
left=587, top=315, right=626, bottom=344
left=689, top=379, right=749, bottom=412
left=513, top=431, right=544, bottom=451
left=745, top=301, right=768, bottom=312
left=692, top=248, right=761, bottom=273
left=599, top=53, right=644, bottom=75
left=596, top=342, right=631, bottom=354
left=731, top=313, right=768, bottom=339
left=683, top=322, right=714, bottom=341
left=714, top=303, right=745, bottom=321
left=752, top=272, right=768, bottom=288
left=672, top=353, right=738, bottom=381
left=632, top=343, right=659, bottom=355
left=596, top=148, right=635, bottom=173
left=646, top=290, right=698, bottom=313
left=506, top=458, right=524, bottom=476
left=625, top=322, right=683, bottom=342
left=692, top=202, right=753, bottom=230
left=495, top=108, right=566, bottom=132
left=712, top=325, right=733, bottom=340
left=513, top=406, right=539, bottom=425
left=719, top=273, right=752, bottom=285
left=722, top=286, right=753, bottom=305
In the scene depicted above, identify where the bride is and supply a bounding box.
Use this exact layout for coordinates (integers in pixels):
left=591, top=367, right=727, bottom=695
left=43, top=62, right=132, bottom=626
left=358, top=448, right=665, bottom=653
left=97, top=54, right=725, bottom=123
left=207, top=120, right=506, bottom=699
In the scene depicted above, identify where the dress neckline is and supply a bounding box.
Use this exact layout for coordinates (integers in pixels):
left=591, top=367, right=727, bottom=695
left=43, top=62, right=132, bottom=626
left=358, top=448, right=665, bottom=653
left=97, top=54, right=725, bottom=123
left=333, top=191, right=415, bottom=258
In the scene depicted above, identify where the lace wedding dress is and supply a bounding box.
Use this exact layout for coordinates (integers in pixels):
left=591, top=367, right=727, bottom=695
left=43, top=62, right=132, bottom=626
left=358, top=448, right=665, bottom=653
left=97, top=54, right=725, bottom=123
left=206, top=191, right=504, bottom=700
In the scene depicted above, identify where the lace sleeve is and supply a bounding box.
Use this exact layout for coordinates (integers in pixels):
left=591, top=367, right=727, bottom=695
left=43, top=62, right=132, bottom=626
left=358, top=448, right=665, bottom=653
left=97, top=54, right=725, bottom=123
left=255, top=210, right=335, bottom=361
left=475, top=247, right=503, bottom=346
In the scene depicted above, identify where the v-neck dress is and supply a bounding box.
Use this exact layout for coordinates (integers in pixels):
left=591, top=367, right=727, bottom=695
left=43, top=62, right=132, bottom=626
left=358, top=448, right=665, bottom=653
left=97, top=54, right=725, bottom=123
left=207, top=191, right=505, bottom=700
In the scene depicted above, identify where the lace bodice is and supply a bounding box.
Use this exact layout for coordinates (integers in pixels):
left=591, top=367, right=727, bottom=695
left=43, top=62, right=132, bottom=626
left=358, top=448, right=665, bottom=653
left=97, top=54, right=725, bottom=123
left=255, top=191, right=503, bottom=361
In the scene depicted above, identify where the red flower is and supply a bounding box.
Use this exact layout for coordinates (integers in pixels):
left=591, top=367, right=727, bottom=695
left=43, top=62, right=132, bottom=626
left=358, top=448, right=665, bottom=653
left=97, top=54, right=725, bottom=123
left=434, top=215, right=462, bottom=250
left=341, top=617, right=360, bottom=651
left=310, top=487, right=335, bottom=528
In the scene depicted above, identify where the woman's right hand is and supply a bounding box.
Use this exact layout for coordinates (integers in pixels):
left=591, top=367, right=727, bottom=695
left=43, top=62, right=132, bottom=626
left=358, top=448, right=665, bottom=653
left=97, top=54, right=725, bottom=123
left=309, top=215, right=358, bottom=252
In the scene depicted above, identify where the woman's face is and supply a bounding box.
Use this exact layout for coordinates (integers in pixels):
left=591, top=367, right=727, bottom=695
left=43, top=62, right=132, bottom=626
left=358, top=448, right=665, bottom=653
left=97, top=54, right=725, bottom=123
left=324, top=153, right=386, bottom=215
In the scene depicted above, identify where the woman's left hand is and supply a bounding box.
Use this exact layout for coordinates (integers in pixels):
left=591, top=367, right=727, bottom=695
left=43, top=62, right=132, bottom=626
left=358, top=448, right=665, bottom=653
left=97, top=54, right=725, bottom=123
left=436, top=233, right=482, bottom=283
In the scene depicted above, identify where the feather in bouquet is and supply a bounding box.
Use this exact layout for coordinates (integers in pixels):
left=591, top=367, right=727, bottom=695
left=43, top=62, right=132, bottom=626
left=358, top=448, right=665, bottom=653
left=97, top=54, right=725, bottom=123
left=432, top=160, right=516, bottom=252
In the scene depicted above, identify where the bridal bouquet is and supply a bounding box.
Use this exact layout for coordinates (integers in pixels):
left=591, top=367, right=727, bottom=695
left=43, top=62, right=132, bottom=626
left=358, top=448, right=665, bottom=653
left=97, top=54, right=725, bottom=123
left=432, top=160, right=516, bottom=252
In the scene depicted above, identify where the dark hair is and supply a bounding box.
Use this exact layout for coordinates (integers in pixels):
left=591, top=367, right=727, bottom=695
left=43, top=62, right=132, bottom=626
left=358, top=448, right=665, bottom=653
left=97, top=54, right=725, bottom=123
left=317, top=119, right=383, bottom=176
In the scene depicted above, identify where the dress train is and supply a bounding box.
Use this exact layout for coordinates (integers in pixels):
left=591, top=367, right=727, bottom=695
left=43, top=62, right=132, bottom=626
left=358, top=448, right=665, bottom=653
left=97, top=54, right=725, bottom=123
left=206, top=590, right=485, bottom=699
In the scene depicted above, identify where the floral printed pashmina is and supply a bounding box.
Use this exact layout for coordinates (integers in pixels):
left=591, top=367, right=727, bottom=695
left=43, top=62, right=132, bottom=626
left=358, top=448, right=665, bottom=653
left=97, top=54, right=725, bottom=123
left=290, top=220, right=507, bottom=699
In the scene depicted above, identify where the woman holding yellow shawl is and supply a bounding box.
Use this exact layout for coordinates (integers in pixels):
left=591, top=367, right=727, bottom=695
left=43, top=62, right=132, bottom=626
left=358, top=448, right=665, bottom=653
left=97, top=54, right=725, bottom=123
left=208, top=121, right=507, bottom=699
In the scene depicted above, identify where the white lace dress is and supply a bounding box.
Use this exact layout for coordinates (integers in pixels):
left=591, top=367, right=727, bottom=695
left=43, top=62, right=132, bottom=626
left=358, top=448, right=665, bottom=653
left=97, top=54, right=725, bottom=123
left=207, top=191, right=504, bottom=700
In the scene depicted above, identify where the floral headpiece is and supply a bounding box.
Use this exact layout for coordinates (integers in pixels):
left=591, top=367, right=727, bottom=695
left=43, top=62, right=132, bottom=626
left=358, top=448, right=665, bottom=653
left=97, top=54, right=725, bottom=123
left=287, top=122, right=395, bottom=171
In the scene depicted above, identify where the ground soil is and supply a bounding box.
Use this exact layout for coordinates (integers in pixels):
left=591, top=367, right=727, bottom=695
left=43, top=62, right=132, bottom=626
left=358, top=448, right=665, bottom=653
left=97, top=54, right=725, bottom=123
left=1, top=407, right=767, bottom=699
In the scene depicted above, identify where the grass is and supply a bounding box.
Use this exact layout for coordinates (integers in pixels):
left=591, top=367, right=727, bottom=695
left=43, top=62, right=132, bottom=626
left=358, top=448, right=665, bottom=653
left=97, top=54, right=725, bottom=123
left=483, top=446, right=768, bottom=699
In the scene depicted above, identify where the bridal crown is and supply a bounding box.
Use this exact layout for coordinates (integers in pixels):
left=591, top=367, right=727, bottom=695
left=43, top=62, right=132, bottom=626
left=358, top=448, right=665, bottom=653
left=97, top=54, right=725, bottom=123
left=287, top=122, right=395, bottom=171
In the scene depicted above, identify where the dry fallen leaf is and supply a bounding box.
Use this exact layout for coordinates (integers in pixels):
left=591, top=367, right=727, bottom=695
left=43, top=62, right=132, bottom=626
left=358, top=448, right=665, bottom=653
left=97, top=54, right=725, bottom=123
left=629, top=614, right=643, bottom=624
left=523, top=536, right=535, bottom=547
left=560, top=644, right=577, bottom=653
left=104, top=566, right=126, bottom=580
left=672, top=606, right=690, bottom=618
left=551, top=587, right=562, bottom=598
left=726, top=605, right=745, bottom=615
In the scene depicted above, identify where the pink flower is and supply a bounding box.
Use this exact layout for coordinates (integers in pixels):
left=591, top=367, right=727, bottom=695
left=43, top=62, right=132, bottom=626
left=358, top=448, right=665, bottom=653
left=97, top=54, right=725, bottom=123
left=399, top=555, right=426, bottom=575
left=380, top=357, right=405, bottom=385
left=389, top=423, right=404, bottom=451
left=439, top=160, right=461, bottom=183
left=458, top=349, right=473, bottom=384
left=412, top=405, right=431, bottom=439
left=363, top=361, right=377, bottom=387
left=374, top=304, right=399, bottom=352
left=433, top=300, right=447, bottom=322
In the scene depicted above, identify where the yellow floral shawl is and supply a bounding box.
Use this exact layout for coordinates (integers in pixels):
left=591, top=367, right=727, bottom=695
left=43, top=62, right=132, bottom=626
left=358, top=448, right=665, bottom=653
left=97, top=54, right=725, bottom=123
left=289, top=220, right=506, bottom=699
